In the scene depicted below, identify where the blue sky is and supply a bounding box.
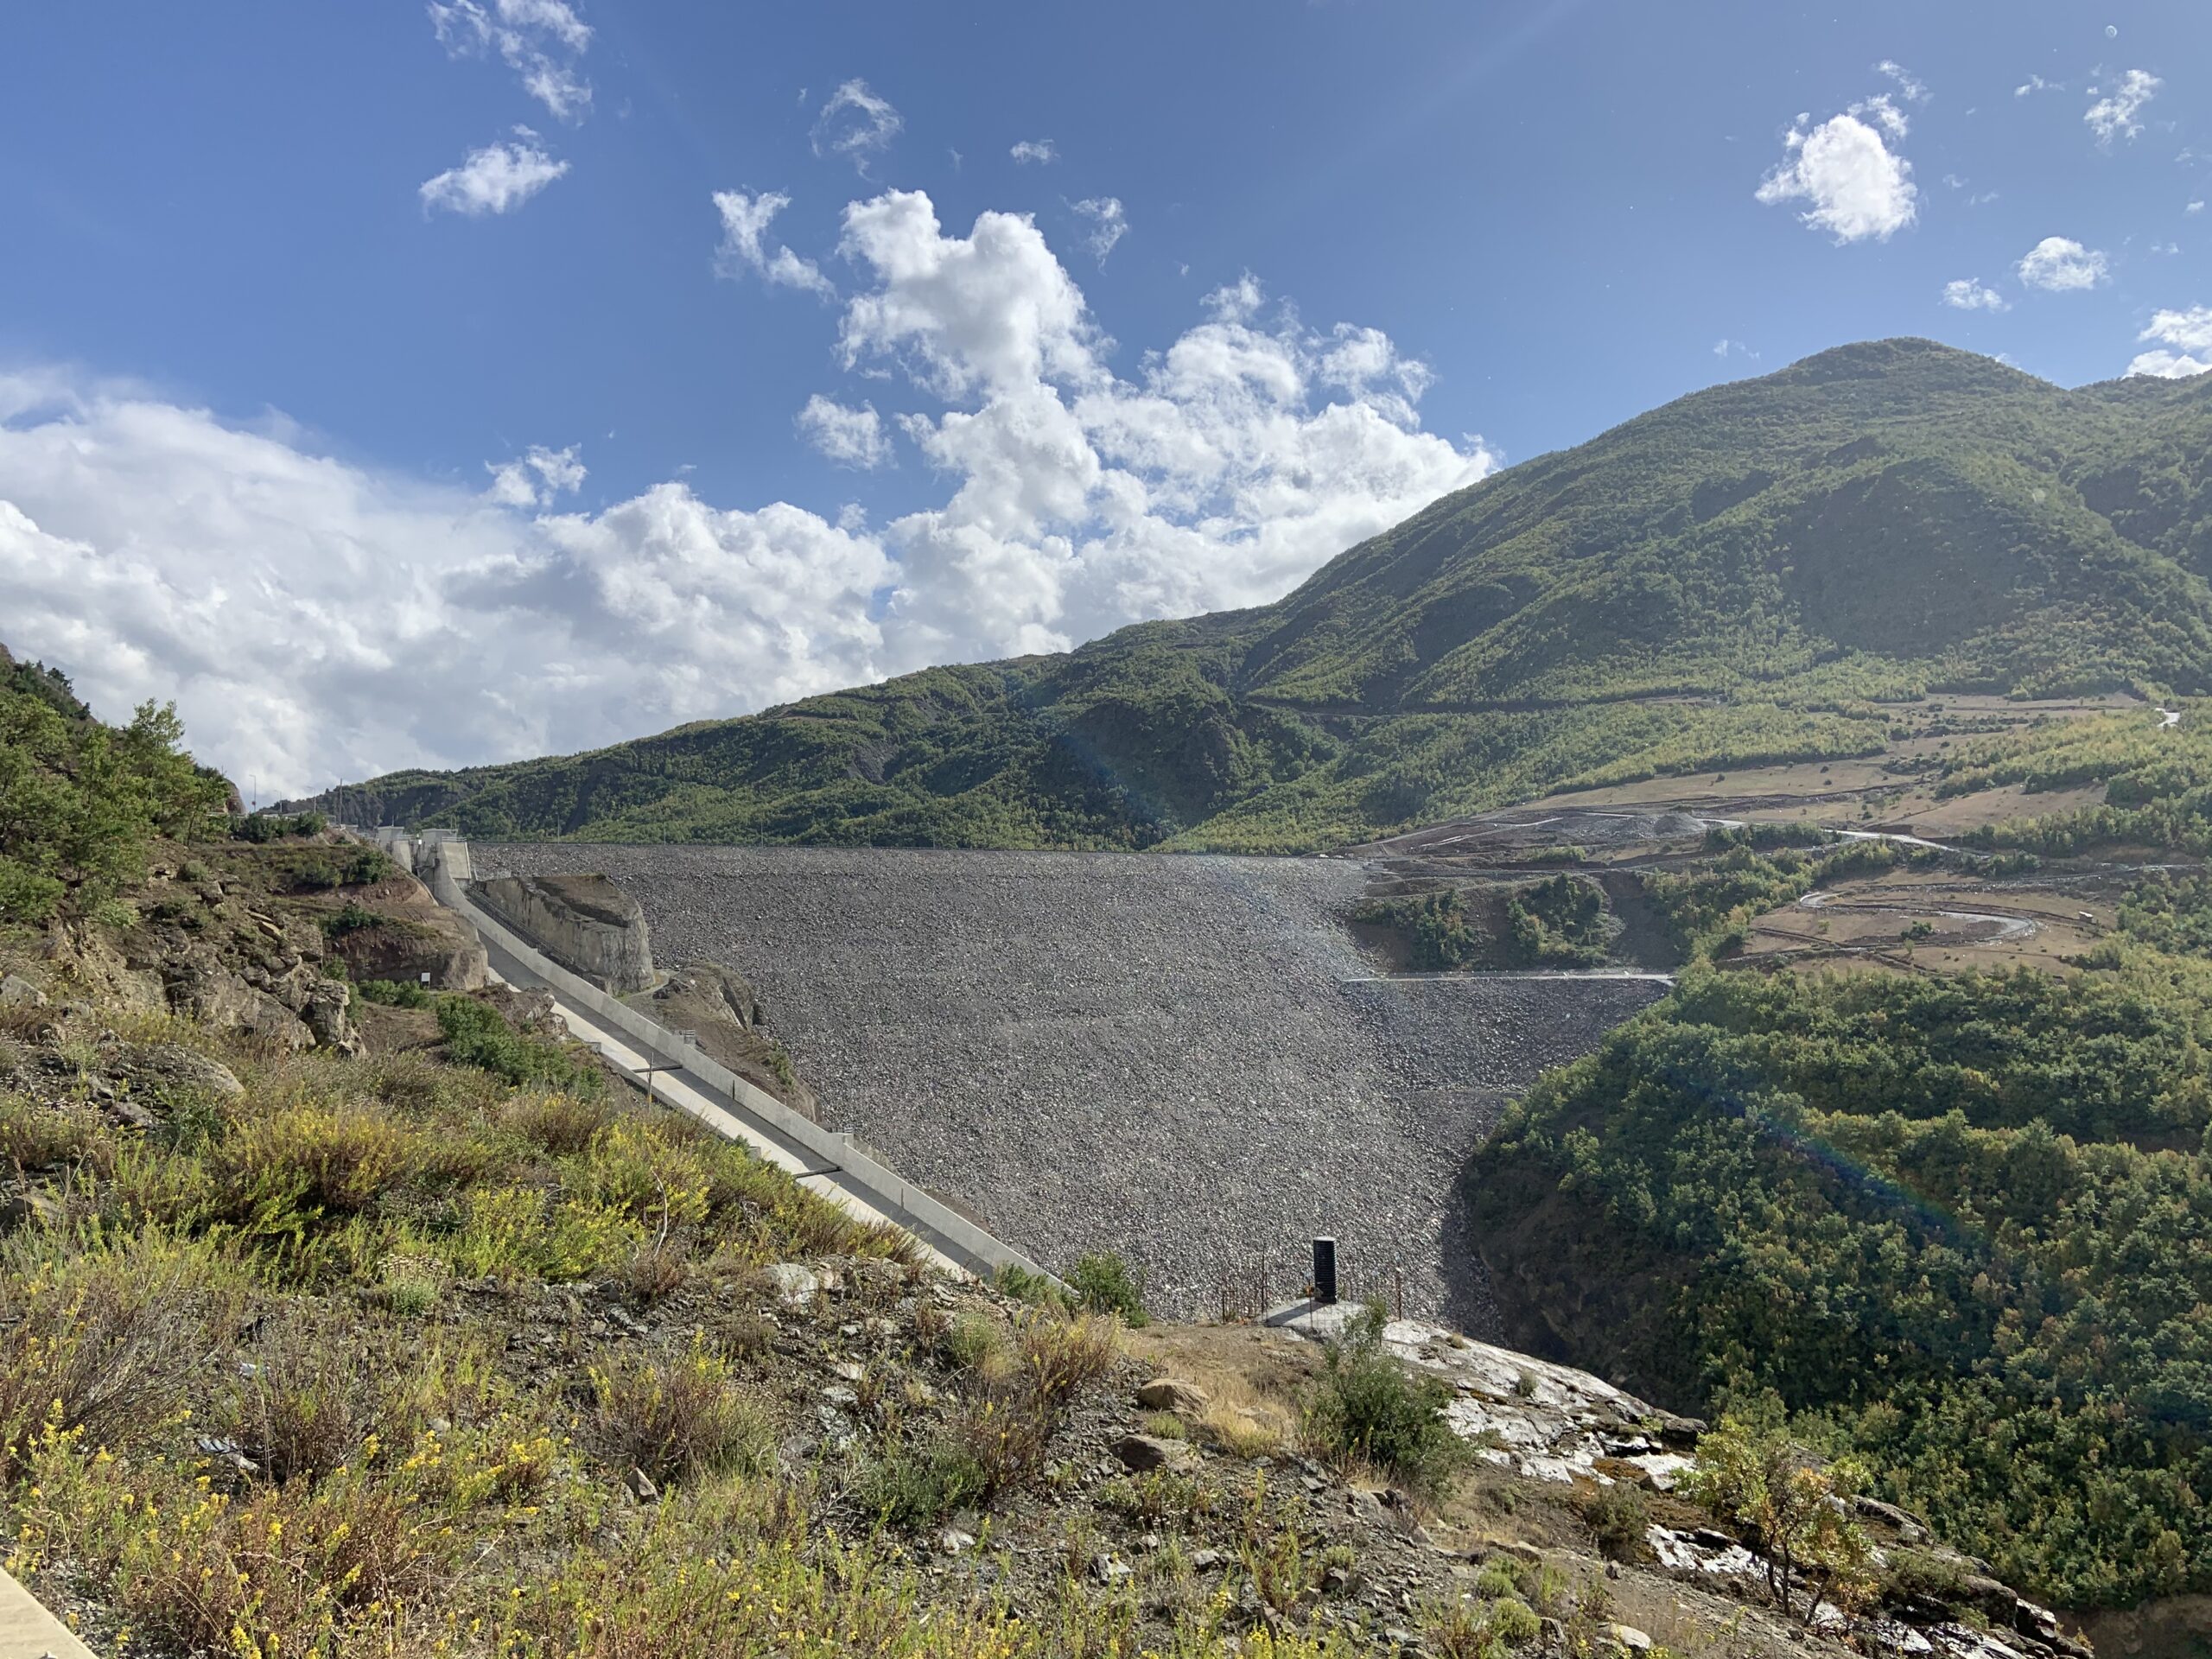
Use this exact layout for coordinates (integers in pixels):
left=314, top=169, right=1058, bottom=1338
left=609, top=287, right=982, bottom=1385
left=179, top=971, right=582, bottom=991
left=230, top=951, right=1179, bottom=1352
left=0, top=2, right=2206, bottom=796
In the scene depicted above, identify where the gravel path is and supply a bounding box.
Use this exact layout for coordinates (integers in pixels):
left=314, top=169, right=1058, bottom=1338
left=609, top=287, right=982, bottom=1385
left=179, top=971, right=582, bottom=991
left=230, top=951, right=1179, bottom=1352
left=476, top=846, right=1664, bottom=1331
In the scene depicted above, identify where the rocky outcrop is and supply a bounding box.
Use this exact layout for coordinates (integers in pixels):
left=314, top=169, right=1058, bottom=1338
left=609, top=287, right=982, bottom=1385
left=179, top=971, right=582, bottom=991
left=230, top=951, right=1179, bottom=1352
left=473, top=874, right=654, bottom=994
left=326, top=913, right=486, bottom=992
left=639, top=961, right=815, bottom=1116
left=43, top=893, right=361, bottom=1058
left=1281, top=1308, right=2082, bottom=1659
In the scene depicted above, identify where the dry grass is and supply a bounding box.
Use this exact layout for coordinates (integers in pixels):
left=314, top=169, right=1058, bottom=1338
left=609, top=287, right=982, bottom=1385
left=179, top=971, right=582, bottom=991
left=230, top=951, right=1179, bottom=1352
left=0, top=1231, right=241, bottom=1470
left=588, top=1340, right=773, bottom=1486
left=228, top=1313, right=399, bottom=1485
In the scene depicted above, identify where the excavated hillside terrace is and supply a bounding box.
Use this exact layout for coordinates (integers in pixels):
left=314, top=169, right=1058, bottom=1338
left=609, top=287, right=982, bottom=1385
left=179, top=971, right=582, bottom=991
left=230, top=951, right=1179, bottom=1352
left=474, top=845, right=1667, bottom=1326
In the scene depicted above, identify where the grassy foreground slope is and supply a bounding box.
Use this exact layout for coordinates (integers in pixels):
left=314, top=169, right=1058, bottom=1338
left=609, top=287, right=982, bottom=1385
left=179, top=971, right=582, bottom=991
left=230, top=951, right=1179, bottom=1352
left=308, top=340, right=2212, bottom=852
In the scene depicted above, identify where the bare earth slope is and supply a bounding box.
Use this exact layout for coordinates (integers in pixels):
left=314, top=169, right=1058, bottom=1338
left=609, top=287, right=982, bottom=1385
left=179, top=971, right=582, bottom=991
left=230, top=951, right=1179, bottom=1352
left=476, top=843, right=1664, bottom=1324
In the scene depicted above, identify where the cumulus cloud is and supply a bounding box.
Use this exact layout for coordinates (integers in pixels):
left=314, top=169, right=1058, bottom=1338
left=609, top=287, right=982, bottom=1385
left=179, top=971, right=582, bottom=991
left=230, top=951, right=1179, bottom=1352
left=711, top=190, right=834, bottom=297
left=2017, top=236, right=2109, bottom=292
left=836, top=191, right=1101, bottom=397
left=1071, top=197, right=1128, bottom=266
left=797, top=396, right=893, bottom=468
left=419, top=133, right=569, bottom=216
left=1009, top=139, right=1058, bottom=165
left=485, top=443, right=586, bottom=507
left=2127, top=305, right=2212, bottom=378
left=836, top=204, right=1496, bottom=668
left=2190, top=201, right=2206, bottom=215
left=1942, top=277, right=2009, bottom=312
left=429, top=0, right=592, bottom=122
left=2086, top=70, right=2160, bottom=145
left=2015, top=74, right=2062, bottom=98
left=1755, top=95, right=1918, bottom=242
left=0, top=191, right=1496, bottom=794
left=0, top=374, right=891, bottom=798
left=810, top=79, right=901, bottom=172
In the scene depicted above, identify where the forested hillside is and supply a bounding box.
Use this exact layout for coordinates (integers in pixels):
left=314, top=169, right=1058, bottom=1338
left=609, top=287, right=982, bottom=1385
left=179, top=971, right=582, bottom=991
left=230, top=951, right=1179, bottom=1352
left=1471, top=925, right=2212, bottom=1611
left=304, top=340, right=2212, bottom=852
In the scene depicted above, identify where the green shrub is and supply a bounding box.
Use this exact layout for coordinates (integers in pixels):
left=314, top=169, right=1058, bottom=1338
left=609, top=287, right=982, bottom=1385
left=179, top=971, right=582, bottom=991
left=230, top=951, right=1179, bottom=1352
left=1067, top=1251, right=1147, bottom=1325
left=357, top=978, right=432, bottom=1009
left=1582, top=1480, right=1650, bottom=1560
left=0, top=687, right=228, bottom=924
left=231, top=811, right=327, bottom=843
left=852, top=1437, right=989, bottom=1530
left=1487, top=1596, right=1542, bottom=1647
left=1301, top=1301, right=1469, bottom=1498
left=435, top=996, right=601, bottom=1095
left=321, top=901, right=381, bottom=938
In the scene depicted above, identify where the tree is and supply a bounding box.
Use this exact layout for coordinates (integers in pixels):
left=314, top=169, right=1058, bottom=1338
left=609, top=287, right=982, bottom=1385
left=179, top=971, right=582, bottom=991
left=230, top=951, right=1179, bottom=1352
left=1687, top=1407, right=1877, bottom=1624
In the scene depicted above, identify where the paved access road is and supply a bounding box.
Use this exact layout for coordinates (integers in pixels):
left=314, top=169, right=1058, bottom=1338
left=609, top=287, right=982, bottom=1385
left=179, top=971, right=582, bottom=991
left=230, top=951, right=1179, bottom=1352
left=476, top=845, right=1664, bottom=1330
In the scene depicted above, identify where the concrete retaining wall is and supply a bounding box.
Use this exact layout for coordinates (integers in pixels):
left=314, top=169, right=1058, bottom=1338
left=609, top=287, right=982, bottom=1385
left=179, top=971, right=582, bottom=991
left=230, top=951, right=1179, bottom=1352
left=410, top=837, right=1050, bottom=1285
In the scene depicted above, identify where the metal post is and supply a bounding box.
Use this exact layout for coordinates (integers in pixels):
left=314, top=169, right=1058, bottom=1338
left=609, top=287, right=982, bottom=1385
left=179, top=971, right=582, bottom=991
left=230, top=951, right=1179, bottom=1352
left=1313, top=1236, right=1338, bottom=1306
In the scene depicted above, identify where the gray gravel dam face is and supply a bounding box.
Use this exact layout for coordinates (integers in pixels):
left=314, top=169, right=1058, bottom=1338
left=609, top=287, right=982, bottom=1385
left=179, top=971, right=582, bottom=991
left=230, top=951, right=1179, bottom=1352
left=475, top=846, right=1664, bottom=1331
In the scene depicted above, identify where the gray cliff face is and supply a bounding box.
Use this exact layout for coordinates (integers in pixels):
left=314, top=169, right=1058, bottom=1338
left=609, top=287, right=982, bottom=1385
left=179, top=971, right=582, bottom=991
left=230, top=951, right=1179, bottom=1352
left=470, top=872, right=656, bottom=994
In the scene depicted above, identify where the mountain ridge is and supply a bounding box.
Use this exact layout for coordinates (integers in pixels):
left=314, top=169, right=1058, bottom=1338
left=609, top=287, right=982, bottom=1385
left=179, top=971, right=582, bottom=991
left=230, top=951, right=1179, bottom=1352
left=299, top=339, right=2212, bottom=850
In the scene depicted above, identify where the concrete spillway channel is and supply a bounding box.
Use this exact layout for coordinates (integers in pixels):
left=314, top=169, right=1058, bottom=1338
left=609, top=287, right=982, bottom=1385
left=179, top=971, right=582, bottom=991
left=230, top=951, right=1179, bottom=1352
left=473, top=845, right=1668, bottom=1331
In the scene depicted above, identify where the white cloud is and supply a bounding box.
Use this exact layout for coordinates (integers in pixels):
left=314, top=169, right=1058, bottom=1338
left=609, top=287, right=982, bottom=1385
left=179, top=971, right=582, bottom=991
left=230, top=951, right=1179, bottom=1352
left=1009, top=139, right=1058, bottom=166
left=419, top=134, right=569, bottom=216
left=1072, top=196, right=1128, bottom=266
left=810, top=79, right=901, bottom=172
left=1755, top=100, right=1918, bottom=242
left=429, top=0, right=593, bottom=123
left=710, top=190, right=834, bottom=297
left=2086, top=69, right=2160, bottom=145
left=2015, top=74, right=2063, bottom=98
left=2129, top=351, right=2212, bottom=379
left=1712, top=339, right=1758, bottom=359
left=0, top=191, right=1496, bottom=795
left=2127, top=306, right=2212, bottom=378
left=485, top=443, right=586, bottom=507
left=2189, top=200, right=2206, bottom=215
left=2017, top=236, right=2109, bottom=292
left=797, top=396, right=892, bottom=468
left=1942, top=277, right=2010, bottom=312
left=1875, top=60, right=1929, bottom=105
left=0, top=376, right=890, bottom=797
left=836, top=191, right=1101, bottom=397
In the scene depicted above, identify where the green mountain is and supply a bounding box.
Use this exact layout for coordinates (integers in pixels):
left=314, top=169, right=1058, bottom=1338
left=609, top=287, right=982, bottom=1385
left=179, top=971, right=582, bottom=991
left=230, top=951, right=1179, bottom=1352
left=309, top=340, right=2212, bottom=851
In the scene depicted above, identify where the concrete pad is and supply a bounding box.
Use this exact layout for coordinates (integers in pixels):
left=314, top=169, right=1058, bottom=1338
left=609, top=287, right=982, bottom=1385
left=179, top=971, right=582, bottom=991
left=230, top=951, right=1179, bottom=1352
left=0, top=1569, right=95, bottom=1659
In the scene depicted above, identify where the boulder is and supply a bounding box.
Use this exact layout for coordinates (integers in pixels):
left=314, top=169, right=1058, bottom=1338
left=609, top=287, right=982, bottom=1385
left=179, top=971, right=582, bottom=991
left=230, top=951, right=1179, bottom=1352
left=482, top=984, right=563, bottom=1036
left=1113, top=1433, right=1197, bottom=1473
left=1135, top=1377, right=1211, bottom=1414
left=761, top=1262, right=821, bottom=1309
left=295, top=977, right=360, bottom=1055
left=1601, top=1625, right=1652, bottom=1656
left=0, top=974, right=45, bottom=1009
left=0, top=1187, right=65, bottom=1232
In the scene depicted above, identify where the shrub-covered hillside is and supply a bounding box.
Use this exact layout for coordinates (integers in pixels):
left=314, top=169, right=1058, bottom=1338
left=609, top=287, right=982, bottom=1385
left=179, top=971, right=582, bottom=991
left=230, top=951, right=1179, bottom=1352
left=1470, top=932, right=2212, bottom=1612
left=304, top=340, right=2212, bottom=851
